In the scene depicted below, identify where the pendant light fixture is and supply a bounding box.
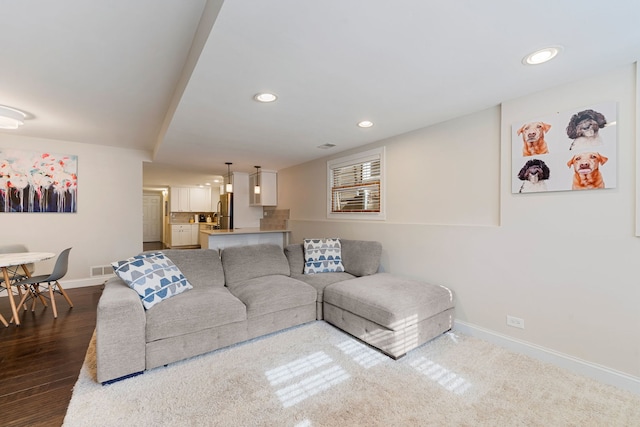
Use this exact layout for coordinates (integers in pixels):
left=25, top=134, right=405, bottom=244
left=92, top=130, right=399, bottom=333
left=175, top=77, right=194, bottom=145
left=225, top=162, right=233, bottom=193
left=254, top=166, right=261, bottom=195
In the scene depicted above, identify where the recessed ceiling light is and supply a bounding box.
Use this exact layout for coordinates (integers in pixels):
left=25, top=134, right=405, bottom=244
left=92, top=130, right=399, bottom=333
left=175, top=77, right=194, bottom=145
left=357, top=120, right=374, bottom=128
left=0, top=105, right=27, bottom=129
left=253, top=93, right=278, bottom=103
left=522, top=46, right=562, bottom=65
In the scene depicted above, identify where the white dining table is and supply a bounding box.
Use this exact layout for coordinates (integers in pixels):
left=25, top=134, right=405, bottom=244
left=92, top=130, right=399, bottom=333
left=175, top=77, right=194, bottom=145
left=0, top=252, right=55, bottom=327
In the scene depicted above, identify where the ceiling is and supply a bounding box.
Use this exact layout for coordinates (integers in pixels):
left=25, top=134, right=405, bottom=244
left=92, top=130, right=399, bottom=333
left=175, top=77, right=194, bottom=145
left=2, top=1, right=640, bottom=188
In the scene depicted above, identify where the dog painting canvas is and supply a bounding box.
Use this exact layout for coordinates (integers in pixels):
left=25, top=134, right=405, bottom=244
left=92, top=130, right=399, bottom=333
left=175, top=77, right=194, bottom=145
left=566, top=152, right=608, bottom=190
left=567, top=109, right=607, bottom=150
left=517, top=159, right=550, bottom=193
left=518, top=122, right=552, bottom=156
left=511, top=102, right=616, bottom=194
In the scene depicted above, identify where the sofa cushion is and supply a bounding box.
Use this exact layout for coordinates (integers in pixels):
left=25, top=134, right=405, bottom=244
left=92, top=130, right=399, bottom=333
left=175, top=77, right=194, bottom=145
left=291, top=272, right=355, bottom=302
left=111, top=252, right=193, bottom=310
left=227, top=275, right=316, bottom=318
left=323, top=273, right=454, bottom=331
left=222, top=244, right=290, bottom=286
left=145, top=287, right=247, bottom=342
left=303, top=238, right=345, bottom=274
left=160, top=249, right=225, bottom=288
left=340, top=239, right=382, bottom=277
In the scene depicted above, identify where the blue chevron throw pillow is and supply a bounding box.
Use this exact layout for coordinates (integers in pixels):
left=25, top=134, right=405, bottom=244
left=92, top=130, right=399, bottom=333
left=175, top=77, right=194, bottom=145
left=303, top=238, right=345, bottom=274
left=112, top=252, right=193, bottom=310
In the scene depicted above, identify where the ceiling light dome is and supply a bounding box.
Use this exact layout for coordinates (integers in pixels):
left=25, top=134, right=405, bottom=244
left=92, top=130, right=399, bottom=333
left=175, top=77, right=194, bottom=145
left=253, top=93, right=278, bottom=103
left=357, top=120, right=374, bottom=128
left=522, top=46, right=562, bottom=65
left=0, top=105, right=27, bottom=129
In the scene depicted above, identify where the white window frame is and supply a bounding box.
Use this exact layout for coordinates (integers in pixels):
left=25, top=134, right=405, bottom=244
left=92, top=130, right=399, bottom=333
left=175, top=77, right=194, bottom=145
left=326, top=147, right=386, bottom=220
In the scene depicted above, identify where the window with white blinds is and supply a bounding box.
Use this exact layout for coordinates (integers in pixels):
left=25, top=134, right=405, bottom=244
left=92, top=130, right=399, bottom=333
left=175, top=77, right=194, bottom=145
left=327, top=147, right=385, bottom=220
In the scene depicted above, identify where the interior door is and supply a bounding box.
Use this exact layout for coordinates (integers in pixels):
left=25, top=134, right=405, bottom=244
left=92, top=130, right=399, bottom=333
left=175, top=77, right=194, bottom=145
left=143, top=194, right=162, bottom=242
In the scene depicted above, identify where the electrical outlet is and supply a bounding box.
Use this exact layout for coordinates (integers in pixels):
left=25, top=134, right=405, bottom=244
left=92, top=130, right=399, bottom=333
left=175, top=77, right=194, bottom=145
left=506, top=315, right=525, bottom=329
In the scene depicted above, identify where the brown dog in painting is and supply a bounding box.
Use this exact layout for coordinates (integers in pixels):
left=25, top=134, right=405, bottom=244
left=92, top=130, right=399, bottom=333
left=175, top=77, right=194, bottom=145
left=518, top=121, right=552, bottom=156
left=566, top=152, right=608, bottom=190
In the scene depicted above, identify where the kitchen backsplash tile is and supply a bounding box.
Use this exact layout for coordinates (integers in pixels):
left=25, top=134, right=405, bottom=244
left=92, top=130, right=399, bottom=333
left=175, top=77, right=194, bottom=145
left=260, top=208, right=289, bottom=230
left=171, top=212, right=214, bottom=223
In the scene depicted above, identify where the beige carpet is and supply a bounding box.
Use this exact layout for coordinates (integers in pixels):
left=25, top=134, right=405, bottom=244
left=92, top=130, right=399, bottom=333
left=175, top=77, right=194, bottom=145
left=64, top=322, right=640, bottom=426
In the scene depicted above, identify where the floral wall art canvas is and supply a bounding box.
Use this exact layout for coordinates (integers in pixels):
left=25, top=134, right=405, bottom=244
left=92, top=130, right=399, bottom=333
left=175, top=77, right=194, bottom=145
left=0, top=149, right=78, bottom=213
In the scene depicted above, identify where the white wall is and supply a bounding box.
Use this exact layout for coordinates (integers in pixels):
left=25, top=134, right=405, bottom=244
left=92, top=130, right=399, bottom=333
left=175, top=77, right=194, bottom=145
left=0, top=134, right=148, bottom=285
left=231, top=172, right=262, bottom=228
left=278, top=63, right=640, bottom=389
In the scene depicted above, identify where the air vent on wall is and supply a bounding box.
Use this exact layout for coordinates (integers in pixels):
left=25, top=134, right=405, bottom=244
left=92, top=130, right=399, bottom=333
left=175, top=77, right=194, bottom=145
left=90, top=265, right=114, bottom=277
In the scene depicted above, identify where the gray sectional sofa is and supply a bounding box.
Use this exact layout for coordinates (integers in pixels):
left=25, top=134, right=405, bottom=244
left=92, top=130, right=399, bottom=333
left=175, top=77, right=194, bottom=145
left=96, top=240, right=454, bottom=384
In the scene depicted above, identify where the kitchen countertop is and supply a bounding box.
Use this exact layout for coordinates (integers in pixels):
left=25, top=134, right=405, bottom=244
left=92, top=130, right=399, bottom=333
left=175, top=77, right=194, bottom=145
left=200, top=227, right=290, bottom=236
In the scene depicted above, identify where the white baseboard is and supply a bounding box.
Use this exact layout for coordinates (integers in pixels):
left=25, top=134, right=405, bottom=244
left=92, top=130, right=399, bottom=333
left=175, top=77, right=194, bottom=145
left=0, top=276, right=110, bottom=296
left=59, top=276, right=112, bottom=289
left=454, top=320, right=640, bottom=395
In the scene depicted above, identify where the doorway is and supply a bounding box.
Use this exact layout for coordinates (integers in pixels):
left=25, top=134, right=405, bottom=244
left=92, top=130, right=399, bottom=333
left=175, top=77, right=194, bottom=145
left=143, top=192, right=163, bottom=243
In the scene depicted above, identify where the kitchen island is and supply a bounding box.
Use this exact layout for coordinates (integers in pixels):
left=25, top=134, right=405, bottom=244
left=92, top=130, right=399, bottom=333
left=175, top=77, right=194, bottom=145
left=200, top=228, right=291, bottom=251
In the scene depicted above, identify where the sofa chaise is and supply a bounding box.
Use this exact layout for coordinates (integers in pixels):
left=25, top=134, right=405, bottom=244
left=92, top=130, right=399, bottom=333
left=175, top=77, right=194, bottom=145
left=285, top=240, right=455, bottom=359
left=96, top=240, right=454, bottom=384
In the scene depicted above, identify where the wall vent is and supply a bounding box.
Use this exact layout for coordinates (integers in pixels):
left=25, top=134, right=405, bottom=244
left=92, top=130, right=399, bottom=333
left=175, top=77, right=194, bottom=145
left=90, top=265, right=114, bottom=277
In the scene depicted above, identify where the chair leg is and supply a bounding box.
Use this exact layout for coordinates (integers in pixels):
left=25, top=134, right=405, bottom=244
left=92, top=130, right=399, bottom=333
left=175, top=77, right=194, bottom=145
left=16, top=291, right=31, bottom=316
left=55, top=281, right=74, bottom=308
left=35, top=285, right=48, bottom=307
left=0, top=313, right=8, bottom=328
left=11, top=288, right=35, bottom=324
left=16, top=285, right=26, bottom=310
left=49, top=284, right=58, bottom=319
left=31, top=286, right=38, bottom=312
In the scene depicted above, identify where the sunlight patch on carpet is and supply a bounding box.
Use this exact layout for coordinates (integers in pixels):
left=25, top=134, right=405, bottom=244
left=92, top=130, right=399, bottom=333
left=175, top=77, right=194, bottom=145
left=410, top=356, right=472, bottom=395
left=265, top=351, right=332, bottom=386
left=335, top=339, right=386, bottom=369
left=265, top=351, right=350, bottom=408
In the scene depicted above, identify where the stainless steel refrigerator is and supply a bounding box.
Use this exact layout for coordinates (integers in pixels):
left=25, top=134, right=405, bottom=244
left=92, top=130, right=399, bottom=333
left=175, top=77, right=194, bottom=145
left=218, top=193, right=233, bottom=229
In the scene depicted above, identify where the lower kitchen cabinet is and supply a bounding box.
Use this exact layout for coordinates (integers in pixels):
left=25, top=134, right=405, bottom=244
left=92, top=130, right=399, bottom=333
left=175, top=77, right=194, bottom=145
left=170, top=224, right=199, bottom=247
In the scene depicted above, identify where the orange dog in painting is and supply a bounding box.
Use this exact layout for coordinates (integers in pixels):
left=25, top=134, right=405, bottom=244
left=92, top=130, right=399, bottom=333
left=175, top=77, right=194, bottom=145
left=566, top=152, right=608, bottom=190
left=518, top=122, right=552, bottom=156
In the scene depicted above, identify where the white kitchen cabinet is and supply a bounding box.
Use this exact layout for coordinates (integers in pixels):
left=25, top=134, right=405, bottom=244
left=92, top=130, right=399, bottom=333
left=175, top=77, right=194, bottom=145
left=189, top=187, right=211, bottom=212
left=170, top=187, right=211, bottom=212
left=249, top=171, right=277, bottom=206
left=170, top=224, right=199, bottom=247
left=191, top=224, right=200, bottom=245
left=170, top=187, right=190, bottom=212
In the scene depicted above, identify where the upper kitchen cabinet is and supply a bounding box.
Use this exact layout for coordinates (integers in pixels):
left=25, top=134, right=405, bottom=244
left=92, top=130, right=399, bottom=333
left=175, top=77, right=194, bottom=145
left=170, top=187, right=190, bottom=212
left=249, top=170, right=277, bottom=206
left=170, top=186, right=211, bottom=212
left=190, top=187, right=211, bottom=212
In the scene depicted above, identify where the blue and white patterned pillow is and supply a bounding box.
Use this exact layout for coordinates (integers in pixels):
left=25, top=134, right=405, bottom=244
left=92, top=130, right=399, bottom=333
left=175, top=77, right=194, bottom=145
left=112, top=252, right=193, bottom=310
left=303, top=238, right=345, bottom=274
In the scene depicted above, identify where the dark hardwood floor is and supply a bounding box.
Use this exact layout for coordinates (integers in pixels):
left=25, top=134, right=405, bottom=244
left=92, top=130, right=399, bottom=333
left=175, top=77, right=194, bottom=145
left=143, top=241, right=166, bottom=251
left=0, top=285, right=104, bottom=427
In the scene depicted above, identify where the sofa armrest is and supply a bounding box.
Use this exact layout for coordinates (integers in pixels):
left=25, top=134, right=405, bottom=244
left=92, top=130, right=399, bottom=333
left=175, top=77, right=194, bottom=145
left=96, top=277, right=146, bottom=384
left=284, top=243, right=305, bottom=275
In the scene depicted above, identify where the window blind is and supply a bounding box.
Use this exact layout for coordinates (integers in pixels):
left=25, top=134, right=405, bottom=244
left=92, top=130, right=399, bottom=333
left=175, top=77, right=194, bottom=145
left=330, top=156, right=381, bottom=213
